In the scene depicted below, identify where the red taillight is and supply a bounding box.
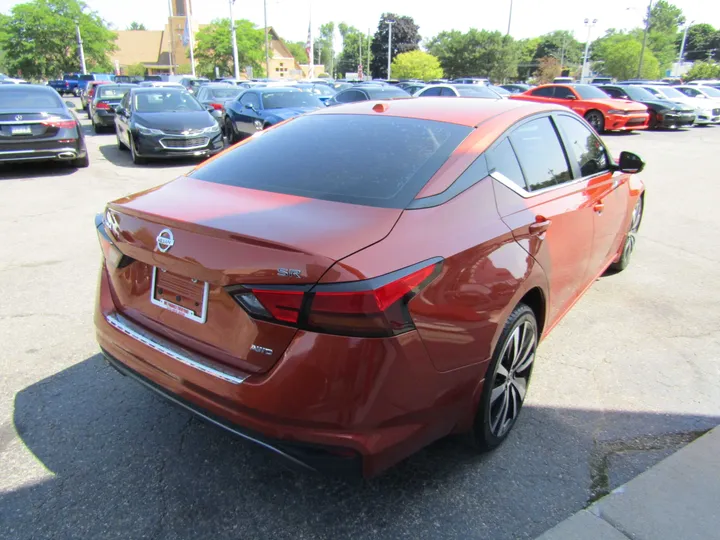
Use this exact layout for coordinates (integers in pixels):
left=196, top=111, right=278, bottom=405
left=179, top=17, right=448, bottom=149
left=210, top=103, right=224, bottom=110
left=96, top=102, right=111, bottom=110
left=42, top=119, right=76, bottom=129
left=88, top=89, right=95, bottom=98
left=230, top=260, right=442, bottom=337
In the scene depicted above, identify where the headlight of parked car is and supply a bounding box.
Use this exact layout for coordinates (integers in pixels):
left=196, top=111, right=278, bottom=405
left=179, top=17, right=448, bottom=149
left=201, top=124, right=221, bottom=134
left=607, top=109, right=628, bottom=115
left=136, top=123, right=165, bottom=136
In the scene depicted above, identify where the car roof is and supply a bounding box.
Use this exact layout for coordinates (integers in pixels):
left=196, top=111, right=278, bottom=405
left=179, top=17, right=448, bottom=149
left=249, top=87, right=301, bottom=94
left=0, top=84, right=56, bottom=93
left=311, top=97, right=565, bottom=127
left=131, top=86, right=187, bottom=93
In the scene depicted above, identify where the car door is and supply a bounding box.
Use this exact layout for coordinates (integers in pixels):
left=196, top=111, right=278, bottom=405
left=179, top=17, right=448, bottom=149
left=116, top=92, right=131, bottom=144
left=488, top=115, right=595, bottom=327
left=236, top=92, right=262, bottom=137
left=554, top=113, right=629, bottom=276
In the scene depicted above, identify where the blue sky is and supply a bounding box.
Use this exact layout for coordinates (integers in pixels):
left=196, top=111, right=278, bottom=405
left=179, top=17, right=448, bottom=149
left=1, top=0, right=718, bottom=46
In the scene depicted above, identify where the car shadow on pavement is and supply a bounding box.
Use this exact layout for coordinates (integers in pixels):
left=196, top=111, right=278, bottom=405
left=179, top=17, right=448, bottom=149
left=3, top=354, right=718, bottom=540
left=98, top=144, right=207, bottom=170
left=0, top=162, right=78, bottom=180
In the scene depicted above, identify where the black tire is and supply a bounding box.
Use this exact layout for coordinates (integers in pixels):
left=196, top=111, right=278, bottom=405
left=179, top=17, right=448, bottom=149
left=92, top=118, right=100, bottom=134
left=225, top=118, right=236, bottom=144
left=648, top=109, right=658, bottom=130
left=608, top=196, right=644, bottom=273
left=584, top=110, right=605, bottom=133
left=71, top=153, right=90, bottom=168
left=470, top=303, right=538, bottom=451
left=129, top=135, right=146, bottom=165
left=117, top=132, right=127, bottom=150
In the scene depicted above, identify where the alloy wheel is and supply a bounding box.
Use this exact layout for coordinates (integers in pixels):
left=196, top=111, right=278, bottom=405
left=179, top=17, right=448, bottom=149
left=623, top=197, right=643, bottom=260
left=585, top=111, right=604, bottom=132
left=489, top=319, right=537, bottom=437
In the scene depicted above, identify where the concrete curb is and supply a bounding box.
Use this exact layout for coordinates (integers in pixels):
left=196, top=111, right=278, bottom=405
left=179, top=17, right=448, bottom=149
left=537, top=426, right=720, bottom=540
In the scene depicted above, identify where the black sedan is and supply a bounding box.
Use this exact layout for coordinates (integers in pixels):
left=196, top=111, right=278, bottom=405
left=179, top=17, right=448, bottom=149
left=500, top=83, right=531, bottom=94
left=325, top=85, right=411, bottom=106
left=89, top=84, right=136, bottom=133
left=598, top=84, right=697, bottom=129
left=194, top=84, right=243, bottom=123
left=0, top=84, right=88, bottom=168
left=115, top=87, right=223, bottom=165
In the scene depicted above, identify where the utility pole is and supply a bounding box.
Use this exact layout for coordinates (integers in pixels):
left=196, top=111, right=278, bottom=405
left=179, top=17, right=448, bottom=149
left=560, top=33, right=566, bottom=70
left=229, top=0, right=240, bottom=79
left=263, top=0, right=270, bottom=78
left=581, top=19, right=597, bottom=83
left=167, top=0, right=175, bottom=75
left=637, top=0, right=653, bottom=78
left=678, top=21, right=693, bottom=64
left=367, top=29, right=371, bottom=78
left=386, top=20, right=395, bottom=79
left=75, top=24, right=87, bottom=75
left=506, top=0, right=513, bottom=36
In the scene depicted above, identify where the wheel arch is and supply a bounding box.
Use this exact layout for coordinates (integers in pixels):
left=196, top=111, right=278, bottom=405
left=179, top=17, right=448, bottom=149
left=518, top=287, right=547, bottom=338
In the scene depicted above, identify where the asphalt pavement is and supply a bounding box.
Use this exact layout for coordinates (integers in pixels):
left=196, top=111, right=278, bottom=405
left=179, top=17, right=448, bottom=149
left=1, top=98, right=719, bottom=540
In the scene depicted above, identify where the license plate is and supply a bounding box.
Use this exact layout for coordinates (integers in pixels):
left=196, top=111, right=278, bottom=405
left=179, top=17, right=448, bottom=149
left=150, top=267, right=209, bottom=323
left=11, top=125, right=32, bottom=135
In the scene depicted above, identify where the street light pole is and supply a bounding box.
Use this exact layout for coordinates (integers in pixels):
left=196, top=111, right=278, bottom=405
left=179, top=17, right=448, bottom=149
left=229, top=0, right=240, bottom=79
left=580, top=19, right=597, bottom=84
left=506, top=0, right=513, bottom=36
left=386, top=20, right=395, bottom=79
left=75, top=24, right=87, bottom=75
left=264, top=0, right=270, bottom=78
left=637, top=0, right=653, bottom=78
left=678, top=20, right=693, bottom=64
left=184, top=0, right=196, bottom=77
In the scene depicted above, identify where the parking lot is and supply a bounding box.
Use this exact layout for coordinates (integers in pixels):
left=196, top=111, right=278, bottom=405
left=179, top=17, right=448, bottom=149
left=1, top=98, right=719, bottom=540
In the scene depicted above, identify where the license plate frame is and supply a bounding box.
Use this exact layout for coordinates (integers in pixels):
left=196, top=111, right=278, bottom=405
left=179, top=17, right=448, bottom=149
left=150, top=267, right=209, bottom=324
left=11, top=125, right=32, bottom=136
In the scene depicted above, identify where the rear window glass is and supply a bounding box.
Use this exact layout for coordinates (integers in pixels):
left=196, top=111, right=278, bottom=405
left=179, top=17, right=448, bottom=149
left=364, top=88, right=411, bottom=99
left=210, top=88, right=242, bottom=99
left=98, top=86, right=135, bottom=99
left=0, top=89, right=63, bottom=109
left=261, top=91, right=324, bottom=109
left=190, top=114, right=471, bottom=208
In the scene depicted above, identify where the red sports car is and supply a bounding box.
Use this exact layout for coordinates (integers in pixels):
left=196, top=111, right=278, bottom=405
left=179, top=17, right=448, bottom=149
left=511, top=83, right=650, bottom=133
left=95, top=98, right=646, bottom=477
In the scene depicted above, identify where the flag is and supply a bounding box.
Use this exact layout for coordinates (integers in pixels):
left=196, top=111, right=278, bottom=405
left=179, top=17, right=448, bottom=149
left=182, top=18, right=190, bottom=47
left=305, top=23, right=312, bottom=61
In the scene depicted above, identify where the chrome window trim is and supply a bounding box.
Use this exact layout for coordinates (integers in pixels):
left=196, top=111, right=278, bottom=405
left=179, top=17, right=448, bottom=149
left=490, top=168, right=616, bottom=199
left=105, top=311, right=248, bottom=385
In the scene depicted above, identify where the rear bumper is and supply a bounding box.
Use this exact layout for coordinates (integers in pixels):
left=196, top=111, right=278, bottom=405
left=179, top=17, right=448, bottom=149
left=0, top=145, right=85, bottom=163
left=95, top=265, right=484, bottom=477
left=94, top=111, right=117, bottom=127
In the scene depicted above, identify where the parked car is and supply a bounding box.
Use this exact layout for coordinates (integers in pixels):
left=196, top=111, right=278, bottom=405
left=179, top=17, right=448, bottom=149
left=63, top=73, right=81, bottom=95
left=553, top=77, right=575, bottom=84
left=179, top=77, right=210, bottom=95
left=138, top=81, right=185, bottom=89
left=194, top=84, right=244, bottom=123
left=510, top=84, right=649, bottom=133
left=599, top=84, right=696, bottom=129
left=81, top=80, right=112, bottom=111
left=590, top=76, right=613, bottom=85
left=414, top=84, right=503, bottom=99
left=77, top=73, right=114, bottom=95
left=89, top=84, right=136, bottom=133
left=294, top=83, right=336, bottom=104
left=451, top=78, right=489, bottom=85
left=94, top=98, right=646, bottom=477
left=0, top=84, right=88, bottom=167
left=48, top=79, right=72, bottom=95
left=490, top=85, right=511, bottom=97
left=683, top=79, right=720, bottom=88
left=224, top=87, right=325, bottom=143
left=324, top=85, right=411, bottom=106
left=675, top=85, right=720, bottom=103
left=399, top=83, right=427, bottom=95
left=114, top=87, right=224, bottom=165
left=638, top=85, right=720, bottom=125
left=500, top=84, right=531, bottom=94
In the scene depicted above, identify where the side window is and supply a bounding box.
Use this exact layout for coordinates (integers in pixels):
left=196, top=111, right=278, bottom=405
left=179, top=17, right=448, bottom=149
left=121, top=93, right=130, bottom=110
left=421, top=87, right=443, bottom=97
left=240, top=92, right=261, bottom=109
left=603, top=87, right=623, bottom=99
left=557, top=86, right=576, bottom=100
left=440, top=87, right=457, bottom=97
left=555, top=115, right=610, bottom=177
left=336, top=90, right=362, bottom=103
left=680, top=87, right=699, bottom=97
left=509, top=117, right=572, bottom=191
left=531, top=86, right=555, bottom=97
left=487, top=138, right=526, bottom=190
left=195, top=88, right=205, bottom=101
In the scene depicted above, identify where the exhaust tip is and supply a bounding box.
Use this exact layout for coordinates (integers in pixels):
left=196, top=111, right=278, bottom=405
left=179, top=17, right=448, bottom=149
left=57, top=152, right=76, bottom=159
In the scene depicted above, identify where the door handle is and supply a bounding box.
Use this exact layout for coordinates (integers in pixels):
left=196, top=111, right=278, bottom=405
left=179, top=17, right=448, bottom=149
left=529, top=217, right=552, bottom=236
left=594, top=202, right=605, bottom=214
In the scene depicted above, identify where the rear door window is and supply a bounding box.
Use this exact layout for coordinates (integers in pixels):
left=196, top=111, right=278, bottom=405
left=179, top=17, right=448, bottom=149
left=531, top=87, right=556, bottom=97
left=509, top=117, right=572, bottom=191
left=190, top=115, right=472, bottom=208
left=420, top=87, right=443, bottom=97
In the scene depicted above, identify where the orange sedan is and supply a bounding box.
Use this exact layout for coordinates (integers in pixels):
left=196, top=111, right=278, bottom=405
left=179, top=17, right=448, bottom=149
left=511, top=84, right=649, bottom=133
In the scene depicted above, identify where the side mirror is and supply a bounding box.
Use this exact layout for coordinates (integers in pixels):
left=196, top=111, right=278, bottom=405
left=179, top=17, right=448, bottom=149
left=205, top=105, right=215, bottom=112
left=564, top=94, right=577, bottom=100
left=617, top=151, right=645, bottom=174
left=116, top=107, right=127, bottom=117
left=245, top=104, right=256, bottom=112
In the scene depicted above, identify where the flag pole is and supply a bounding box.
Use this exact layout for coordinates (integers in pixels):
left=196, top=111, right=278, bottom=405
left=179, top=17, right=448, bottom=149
left=308, top=0, right=314, bottom=78
left=184, top=0, right=196, bottom=77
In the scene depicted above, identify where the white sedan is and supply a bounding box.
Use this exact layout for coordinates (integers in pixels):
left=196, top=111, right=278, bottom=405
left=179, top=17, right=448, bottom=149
left=675, top=85, right=720, bottom=103
left=414, top=84, right=504, bottom=99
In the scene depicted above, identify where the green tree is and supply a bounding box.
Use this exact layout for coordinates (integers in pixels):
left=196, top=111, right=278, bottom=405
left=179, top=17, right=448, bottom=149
left=126, top=62, right=146, bottom=76
left=336, top=24, right=368, bottom=77
left=426, top=29, right=518, bottom=82
left=194, top=18, right=265, bottom=79
left=370, top=13, right=420, bottom=78
left=645, top=1, right=685, bottom=72
left=683, top=61, right=720, bottom=81
left=601, top=35, right=660, bottom=80
left=286, top=41, right=308, bottom=64
left=314, top=22, right=335, bottom=72
left=0, top=0, right=117, bottom=79
left=516, top=37, right=540, bottom=79
left=127, top=21, right=146, bottom=31
left=534, top=30, right=583, bottom=66
left=534, top=56, right=562, bottom=83
left=391, top=50, right=443, bottom=80
left=680, top=24, right=717, bottom=61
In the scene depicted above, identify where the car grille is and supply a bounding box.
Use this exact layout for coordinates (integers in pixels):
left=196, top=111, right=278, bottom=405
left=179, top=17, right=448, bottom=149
left=160, top=137, right=209, bottom=149
left=162, top=128, right=205, bottom=135
left=626, top=118, right=647, bottom=126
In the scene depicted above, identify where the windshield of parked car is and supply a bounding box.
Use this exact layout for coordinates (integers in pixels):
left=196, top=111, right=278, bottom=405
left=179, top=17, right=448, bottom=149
left=1, top=88, right=63, bottom=109
left=208, top=88, right=243, bottom=99
left=133, top=90, right=204, bottom=112
left=698, top=86, right=720, bottom=97
left=573, top=85, right=610, bottom=99
left=656, top=87, right=685, bottom=99
left=455, top=85, right=501, bottom=98
left=97, top=85, right=135, bottom=99
left=299, top=85, right=335, bottom=96
left=190, top=115, right=472, bottom=208
left=621, top=86, right=657, bottom=101
left=261, top=91, right=324, bottom=109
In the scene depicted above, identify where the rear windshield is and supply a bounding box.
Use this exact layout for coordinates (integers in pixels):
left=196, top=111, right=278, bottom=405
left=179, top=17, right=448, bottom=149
left=365, top=87, right=411, bottom=99
left=210, top=88, right=242, bottom=99
left=0, top=89, right=63, bottom=109
left=80, top=75, right=94, bottom=81
left=98, top=85, right=135, bottom=99
left=261, top=91, right=324, bottom=109
left=456, top=85, right=500, bottom=98
left=190, top=114, right=472, bottom=208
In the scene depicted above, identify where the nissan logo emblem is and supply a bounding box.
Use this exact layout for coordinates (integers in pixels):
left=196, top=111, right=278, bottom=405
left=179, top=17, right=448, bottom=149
left=156, top=229, right=174, bottom=253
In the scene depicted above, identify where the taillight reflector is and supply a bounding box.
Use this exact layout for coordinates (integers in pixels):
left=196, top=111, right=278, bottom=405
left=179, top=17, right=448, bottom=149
left=96, top=102, right=111, bottom=110
left=251, top=289, right=304, bottom=323
left=42, top=119, right=76, bottom=129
